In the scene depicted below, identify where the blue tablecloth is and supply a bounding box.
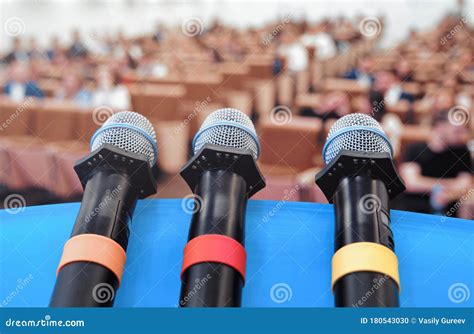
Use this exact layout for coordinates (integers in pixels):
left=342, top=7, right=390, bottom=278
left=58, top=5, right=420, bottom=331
left=0, top=199, right=472, bottom=307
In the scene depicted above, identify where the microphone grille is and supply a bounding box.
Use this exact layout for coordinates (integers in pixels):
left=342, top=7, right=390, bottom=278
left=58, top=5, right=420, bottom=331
left=323, top=113, right=392, bottom=164
left=193, top=108, right=259, bottom=159
left=90, top=111, right=158, bottom=166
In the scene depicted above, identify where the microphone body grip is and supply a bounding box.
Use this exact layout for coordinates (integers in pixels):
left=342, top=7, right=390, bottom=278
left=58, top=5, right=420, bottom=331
left=50, top=168, right=137, bottom=307
left=333, top=174, right=399, bottom=307
left=180, top=169, right=246, bottom=307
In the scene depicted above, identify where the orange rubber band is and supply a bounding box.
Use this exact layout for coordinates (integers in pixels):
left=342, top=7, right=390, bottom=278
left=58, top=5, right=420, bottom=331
left=181, top=234, right=247, bottom=284
left=57, top=234, right=127, bottom=285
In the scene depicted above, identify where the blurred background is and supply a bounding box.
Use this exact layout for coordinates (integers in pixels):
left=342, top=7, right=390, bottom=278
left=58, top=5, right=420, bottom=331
left=0, top=0, right=472, bottom=218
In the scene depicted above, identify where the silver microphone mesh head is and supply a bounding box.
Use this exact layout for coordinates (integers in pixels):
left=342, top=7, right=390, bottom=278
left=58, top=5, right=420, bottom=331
left=90, top=111, right=158, bottom=166
left=193, top=108, right=260, bottom=159
left=322, top=113, right=393, bottom=164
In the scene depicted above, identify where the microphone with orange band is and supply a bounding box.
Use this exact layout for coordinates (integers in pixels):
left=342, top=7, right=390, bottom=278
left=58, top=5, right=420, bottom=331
left=50, top=111, right=158, bottom=307
left=179, top=108, right=265, bottom=307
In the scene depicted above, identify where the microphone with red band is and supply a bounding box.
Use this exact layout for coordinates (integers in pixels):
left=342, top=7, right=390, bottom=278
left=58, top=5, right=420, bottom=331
left=50, top=111, right=158, bottom=307
left=179, top=108, right=265, bottom=307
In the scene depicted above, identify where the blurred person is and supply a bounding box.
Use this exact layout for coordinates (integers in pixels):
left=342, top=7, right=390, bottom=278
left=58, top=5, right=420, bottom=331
left=277, top=31, right=308, bottom=73
left=397, top=111, right=472, bottom=215
left=54, top=72, right=92, bottom=108
left=371, top=70, right=415, bottom=106
left=136, top=54, right=169, bottom=78
left=67, top=29, right=88, bottom=58
left=441, top=76, right=472, bottom=109
left=301, top=91, right=351, bottom=121
left=3, top=37, right=29, bottom=64
left=92, top=68, right=131, bottom=110
left=46, top=36, right=64, bottom=61
left=300, top=23, right=337, bottom=61
left=152, top=23, right=166, bottom=43
left=27, top=37, right=46, bottom=61
left=343, top=56, right=375, bottom=87
left=394, top=59, right=414, bottom=82
left=3, top=62, right=44, bottom=102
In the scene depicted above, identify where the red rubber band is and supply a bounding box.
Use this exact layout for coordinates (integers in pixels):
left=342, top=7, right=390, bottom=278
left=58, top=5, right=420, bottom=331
left=180, top=234, right=246, bottom=284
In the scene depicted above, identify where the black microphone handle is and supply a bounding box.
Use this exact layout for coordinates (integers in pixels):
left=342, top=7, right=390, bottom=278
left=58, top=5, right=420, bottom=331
left=333, top=174, right=399, bottom=307
left=50, top=168, right=138, bottom=307
left=180, top=169, right=247, bottom=307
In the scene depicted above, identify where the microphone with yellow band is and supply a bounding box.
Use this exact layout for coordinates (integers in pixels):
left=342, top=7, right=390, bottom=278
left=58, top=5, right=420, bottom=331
left=316, top=113, right=405, bottom=307
left=50, top=111, right=158, bottom=307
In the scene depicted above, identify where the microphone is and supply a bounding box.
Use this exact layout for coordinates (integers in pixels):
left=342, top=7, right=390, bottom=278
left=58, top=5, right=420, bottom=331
left=179, top=108, right=265, bottom=307
left=50, top=111, right=158, bottom=307
left=315, top=113, right=405, bottom=307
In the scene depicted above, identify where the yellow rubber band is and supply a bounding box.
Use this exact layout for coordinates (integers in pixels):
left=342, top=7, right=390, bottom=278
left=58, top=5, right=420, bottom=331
left=331, top=242, right=400, bottom=291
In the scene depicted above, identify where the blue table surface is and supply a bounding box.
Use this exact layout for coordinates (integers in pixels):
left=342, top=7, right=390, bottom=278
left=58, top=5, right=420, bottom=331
left=0, top=199, right=472, bottom=307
